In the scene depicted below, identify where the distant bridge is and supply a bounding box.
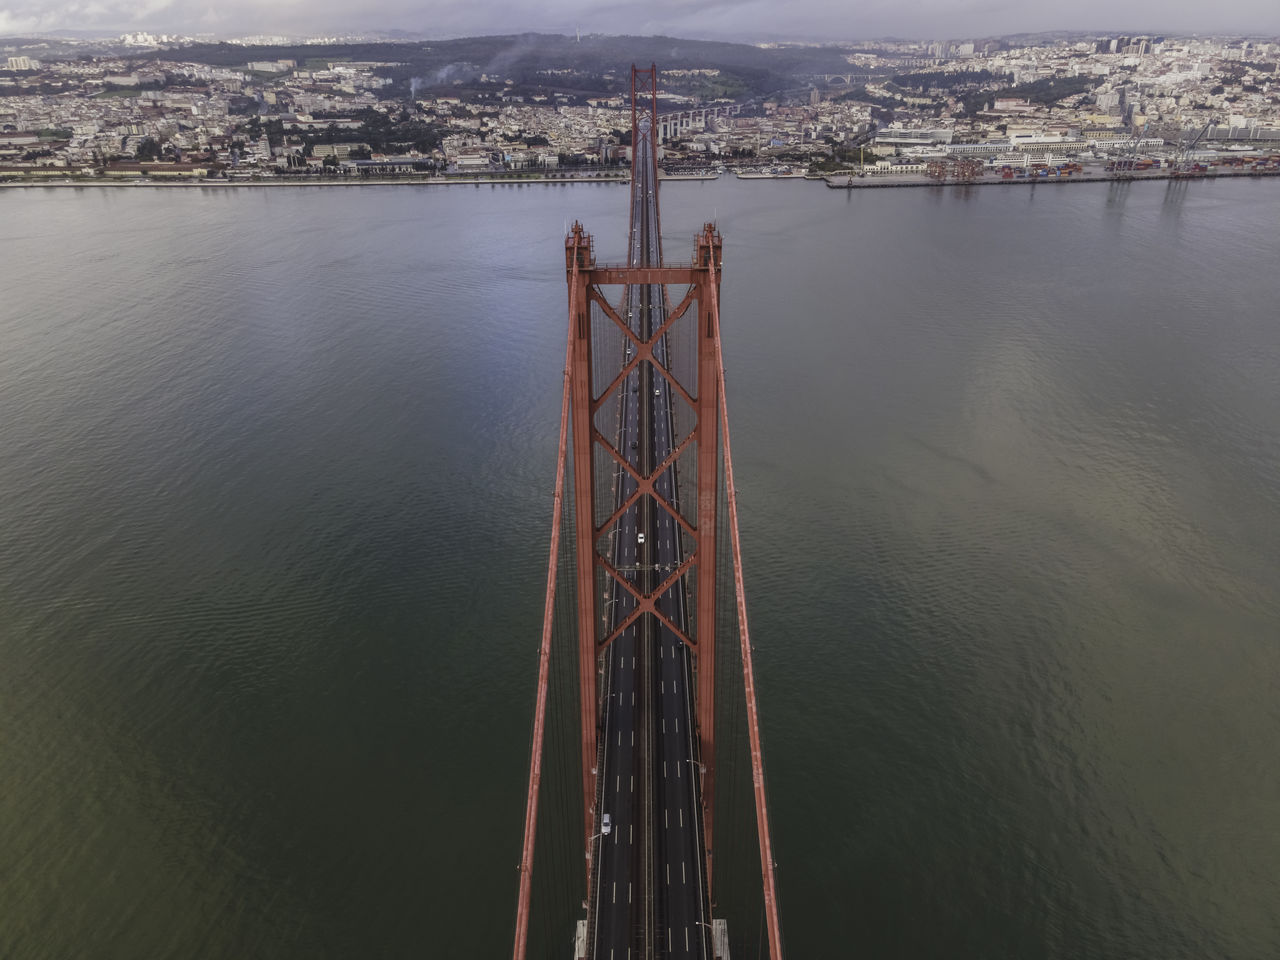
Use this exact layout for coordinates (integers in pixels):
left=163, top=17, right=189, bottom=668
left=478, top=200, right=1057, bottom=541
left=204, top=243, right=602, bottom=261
left=812, top=73, right=877, bottom=85
left=657, top=104, right=742, bottom=143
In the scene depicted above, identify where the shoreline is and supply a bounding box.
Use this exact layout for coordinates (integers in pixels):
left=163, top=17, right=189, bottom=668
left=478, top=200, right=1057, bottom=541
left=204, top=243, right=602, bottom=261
left=0, top=174, right=632, bottom=188
left=4, top=169, right=1278, bottom=190
left=824, top=168, right=1280, bottom=189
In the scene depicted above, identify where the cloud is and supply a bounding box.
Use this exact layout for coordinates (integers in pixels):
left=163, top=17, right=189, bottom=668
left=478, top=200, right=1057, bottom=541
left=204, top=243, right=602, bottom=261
left=1, top=0, right=1278, bottom=39
left=0, top=8, right=50, bottom=32
left=1, top=0, right=174, bottom=33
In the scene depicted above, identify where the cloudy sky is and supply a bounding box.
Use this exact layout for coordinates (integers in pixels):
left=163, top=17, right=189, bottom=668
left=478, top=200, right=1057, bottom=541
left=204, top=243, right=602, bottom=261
left=1, top=0, right=1277, bottom=42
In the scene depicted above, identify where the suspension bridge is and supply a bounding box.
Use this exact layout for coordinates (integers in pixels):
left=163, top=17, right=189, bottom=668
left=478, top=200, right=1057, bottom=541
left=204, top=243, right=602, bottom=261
left=511, top=65, right=783, bottom=960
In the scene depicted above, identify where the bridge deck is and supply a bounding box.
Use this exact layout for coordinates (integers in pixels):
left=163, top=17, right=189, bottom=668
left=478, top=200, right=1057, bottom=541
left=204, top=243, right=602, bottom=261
left=588, top=100, right=711, bottom=960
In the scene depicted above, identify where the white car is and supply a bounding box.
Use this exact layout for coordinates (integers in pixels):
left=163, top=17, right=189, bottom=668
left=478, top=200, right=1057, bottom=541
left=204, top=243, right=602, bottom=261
left=637, top=533, right=645, bottom=545
left=601, top=814, right=612, bottom=836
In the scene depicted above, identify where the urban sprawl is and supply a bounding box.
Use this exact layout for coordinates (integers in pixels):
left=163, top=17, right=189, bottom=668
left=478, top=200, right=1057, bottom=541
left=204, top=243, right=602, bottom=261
left=2, top=33, right=1279, bottom=185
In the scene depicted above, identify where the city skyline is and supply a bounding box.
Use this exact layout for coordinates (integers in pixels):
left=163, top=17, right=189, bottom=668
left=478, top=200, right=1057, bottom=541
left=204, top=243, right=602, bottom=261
left=2, top=0, right=1279, bottom=45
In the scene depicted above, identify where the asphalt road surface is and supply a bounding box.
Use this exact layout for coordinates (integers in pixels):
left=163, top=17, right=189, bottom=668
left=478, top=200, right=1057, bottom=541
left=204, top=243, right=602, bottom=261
left=590, top=113, right=711, bottom=960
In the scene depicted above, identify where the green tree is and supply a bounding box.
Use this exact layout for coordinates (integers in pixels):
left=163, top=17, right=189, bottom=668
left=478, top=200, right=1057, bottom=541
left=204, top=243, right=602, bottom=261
left=135, top=137, right=162, bottom=161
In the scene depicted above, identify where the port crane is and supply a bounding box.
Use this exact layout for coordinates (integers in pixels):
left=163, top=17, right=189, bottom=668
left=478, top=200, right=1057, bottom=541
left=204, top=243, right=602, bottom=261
left=1172, top=121, right=1214, bottom=176
left=1108, top=121, right=1150, bottom=178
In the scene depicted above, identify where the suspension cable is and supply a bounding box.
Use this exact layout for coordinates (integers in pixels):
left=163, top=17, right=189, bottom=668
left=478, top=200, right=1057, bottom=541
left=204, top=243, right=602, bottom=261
left=512, top=290, right=576, bottom=960
left=710, top=253, right=784, bottom=960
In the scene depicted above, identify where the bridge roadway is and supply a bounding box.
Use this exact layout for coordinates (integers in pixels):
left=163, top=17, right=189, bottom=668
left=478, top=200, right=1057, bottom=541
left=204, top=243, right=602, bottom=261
left=589, top=114, right=711, bottom=960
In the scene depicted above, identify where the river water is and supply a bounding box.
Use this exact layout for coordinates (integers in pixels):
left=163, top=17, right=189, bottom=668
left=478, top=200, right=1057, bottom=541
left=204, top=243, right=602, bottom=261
left=2, top=177, right=1278, bottom=959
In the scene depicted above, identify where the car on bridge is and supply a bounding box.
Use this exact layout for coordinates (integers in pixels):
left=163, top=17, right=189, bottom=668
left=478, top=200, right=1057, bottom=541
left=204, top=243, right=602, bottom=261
left=601, top=814, right=612, bottom=836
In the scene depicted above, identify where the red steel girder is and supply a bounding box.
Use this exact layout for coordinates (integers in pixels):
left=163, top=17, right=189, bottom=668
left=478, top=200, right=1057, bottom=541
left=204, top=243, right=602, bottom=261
left=591, top=428, right=698, bottom=546
left=565, top=220, right=727, bottom=908
left=597, top=551, right=699, bottom=650
left=629, top=64, right=661, bottom=264
left=566, top=223, right=600, bottom=877
left=692, top=225, right=721, bottom=897
left=588, top=285, right=698, bottom=414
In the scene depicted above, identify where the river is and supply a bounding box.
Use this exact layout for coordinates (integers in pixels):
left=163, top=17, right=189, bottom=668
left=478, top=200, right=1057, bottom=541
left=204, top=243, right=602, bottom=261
left=1, top=177, right=1278, bottom=958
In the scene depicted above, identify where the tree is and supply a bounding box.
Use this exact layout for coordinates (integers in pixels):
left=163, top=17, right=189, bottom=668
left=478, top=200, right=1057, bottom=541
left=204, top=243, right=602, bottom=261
left=135, top=137, right=162, bottom=162
left=264, top=118, right=285, bottom=147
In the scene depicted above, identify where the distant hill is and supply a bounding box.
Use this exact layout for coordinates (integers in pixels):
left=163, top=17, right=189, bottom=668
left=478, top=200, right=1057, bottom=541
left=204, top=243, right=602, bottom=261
left=147, top=33, right=854, bottom=100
